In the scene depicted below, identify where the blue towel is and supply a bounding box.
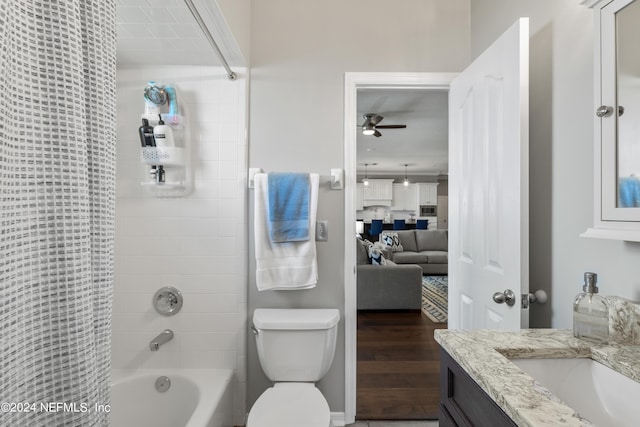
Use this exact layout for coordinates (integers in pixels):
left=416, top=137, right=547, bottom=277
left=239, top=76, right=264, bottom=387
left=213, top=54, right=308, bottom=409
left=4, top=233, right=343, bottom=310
left=619, top=176, right=640, bottom=207
left=267, top=172, right=310, bottom=242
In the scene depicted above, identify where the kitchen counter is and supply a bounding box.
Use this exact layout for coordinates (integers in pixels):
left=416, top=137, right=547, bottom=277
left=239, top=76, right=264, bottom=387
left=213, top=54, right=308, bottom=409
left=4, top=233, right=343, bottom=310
left=435, top=328, right=640, bottom=427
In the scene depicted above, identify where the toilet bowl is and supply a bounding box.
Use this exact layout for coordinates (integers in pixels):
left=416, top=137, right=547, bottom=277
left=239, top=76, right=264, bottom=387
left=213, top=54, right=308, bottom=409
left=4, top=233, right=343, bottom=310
left=247, top=383, right=331, bottom=427
left=247, top=308, right=340, bottom=427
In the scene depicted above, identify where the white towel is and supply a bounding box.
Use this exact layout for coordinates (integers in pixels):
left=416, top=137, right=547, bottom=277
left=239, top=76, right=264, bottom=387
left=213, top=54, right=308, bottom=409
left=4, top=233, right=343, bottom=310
left=254, top=173, right=319, bottom=291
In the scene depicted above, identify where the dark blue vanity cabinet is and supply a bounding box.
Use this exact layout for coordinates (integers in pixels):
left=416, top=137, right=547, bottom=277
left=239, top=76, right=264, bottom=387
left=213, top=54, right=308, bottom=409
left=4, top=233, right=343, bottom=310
left=439, top=349, right=517, bottom=427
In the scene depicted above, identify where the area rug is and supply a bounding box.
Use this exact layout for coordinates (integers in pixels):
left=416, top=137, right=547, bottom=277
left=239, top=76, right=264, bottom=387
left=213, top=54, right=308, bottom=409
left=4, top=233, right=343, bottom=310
left=422, top=276, right=448, bottom=323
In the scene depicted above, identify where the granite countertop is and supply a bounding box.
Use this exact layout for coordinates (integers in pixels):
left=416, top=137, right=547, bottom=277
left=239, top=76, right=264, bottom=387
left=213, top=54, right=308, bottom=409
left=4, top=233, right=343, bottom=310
left=434, top=328, right=640, bottom=427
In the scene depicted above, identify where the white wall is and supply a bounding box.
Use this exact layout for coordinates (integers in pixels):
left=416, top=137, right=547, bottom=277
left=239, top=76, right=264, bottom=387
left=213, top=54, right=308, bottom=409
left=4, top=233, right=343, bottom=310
left=247, top=0, right=471, bottom=415
left=113, top=65, right=248, bottom=424
left=470, top=0, right=640, bottom=329
left=215, top=0, right=251, bottom=64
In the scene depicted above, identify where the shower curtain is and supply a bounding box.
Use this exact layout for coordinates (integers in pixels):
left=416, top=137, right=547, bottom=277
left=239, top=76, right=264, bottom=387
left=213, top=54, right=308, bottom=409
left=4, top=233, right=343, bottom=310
left=0, top=1, right=116, bottom=426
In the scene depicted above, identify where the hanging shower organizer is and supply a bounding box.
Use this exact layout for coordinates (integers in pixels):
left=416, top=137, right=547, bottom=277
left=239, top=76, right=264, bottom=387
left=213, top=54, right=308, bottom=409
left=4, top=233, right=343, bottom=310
left=139, top=83, right=191, bottom=197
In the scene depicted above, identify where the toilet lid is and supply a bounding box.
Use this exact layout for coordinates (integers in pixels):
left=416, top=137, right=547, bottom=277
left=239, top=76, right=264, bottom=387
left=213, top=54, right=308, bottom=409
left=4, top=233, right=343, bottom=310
left=247, top=383, right=331, bottom=427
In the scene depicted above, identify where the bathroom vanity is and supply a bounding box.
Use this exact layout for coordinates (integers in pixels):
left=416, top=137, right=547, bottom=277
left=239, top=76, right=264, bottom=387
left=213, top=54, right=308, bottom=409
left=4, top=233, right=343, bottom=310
left=435, top=328, right=640, bottom=427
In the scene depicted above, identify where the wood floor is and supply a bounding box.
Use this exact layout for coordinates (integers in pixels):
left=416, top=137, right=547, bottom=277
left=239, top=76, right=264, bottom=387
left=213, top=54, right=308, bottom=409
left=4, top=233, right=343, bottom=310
left=356, top=310, right=447, bottom=420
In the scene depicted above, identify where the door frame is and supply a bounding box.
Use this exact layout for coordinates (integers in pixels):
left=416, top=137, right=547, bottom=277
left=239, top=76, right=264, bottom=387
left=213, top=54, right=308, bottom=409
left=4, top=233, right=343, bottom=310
left=343, top=72, right=457, bottom=423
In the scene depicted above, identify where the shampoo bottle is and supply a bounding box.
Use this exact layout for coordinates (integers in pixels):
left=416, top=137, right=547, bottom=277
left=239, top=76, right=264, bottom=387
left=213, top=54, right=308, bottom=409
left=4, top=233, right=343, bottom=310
left=153, top=114, right=175, bottom=148
left=573, top=272, right=609, bottom=343
left=138, top=118, right=155, bottom=147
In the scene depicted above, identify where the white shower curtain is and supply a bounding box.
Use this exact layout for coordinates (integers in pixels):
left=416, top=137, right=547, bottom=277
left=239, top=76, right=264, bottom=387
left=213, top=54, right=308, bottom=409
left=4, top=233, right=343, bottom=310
left=0, top=1, right=116, bottom=426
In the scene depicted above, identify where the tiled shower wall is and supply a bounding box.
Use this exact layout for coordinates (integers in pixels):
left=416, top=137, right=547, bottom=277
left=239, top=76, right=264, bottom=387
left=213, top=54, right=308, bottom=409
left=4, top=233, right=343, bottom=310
left=113, top=65, right=248, bottom=423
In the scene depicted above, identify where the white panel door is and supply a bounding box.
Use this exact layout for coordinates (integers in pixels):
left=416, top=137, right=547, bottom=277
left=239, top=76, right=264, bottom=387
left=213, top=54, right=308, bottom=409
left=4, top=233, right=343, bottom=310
left=448, top=18, right=529, bottom=330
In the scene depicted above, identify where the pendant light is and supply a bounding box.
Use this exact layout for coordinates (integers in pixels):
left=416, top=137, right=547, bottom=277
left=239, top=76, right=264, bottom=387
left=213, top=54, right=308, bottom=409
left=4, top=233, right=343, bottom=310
left=363, top=163, right=369, bottom=186
left=403, top=164, right=409, bottom=186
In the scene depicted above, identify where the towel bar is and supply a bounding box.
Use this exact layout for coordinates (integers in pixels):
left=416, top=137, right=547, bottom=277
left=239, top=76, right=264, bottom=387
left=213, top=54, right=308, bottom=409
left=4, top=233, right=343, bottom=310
left=248, top=168, right=344, bottom=190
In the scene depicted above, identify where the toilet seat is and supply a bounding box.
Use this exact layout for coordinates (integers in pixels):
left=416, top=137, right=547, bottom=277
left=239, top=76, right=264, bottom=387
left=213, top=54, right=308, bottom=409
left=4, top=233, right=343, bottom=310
left=247, top=383, right=331, bottom=427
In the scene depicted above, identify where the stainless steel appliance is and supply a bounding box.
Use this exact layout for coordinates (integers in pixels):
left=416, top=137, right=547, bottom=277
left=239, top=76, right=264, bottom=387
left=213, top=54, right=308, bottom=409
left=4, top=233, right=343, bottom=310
left=420, top=205, right=437, bottom=216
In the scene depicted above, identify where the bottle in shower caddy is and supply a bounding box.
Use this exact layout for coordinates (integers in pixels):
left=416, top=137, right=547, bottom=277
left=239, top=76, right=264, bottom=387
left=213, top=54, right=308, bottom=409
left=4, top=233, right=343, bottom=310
left=138, top=118, right=155, bottom=147
left=573, top=272, right=609, bottom=343
left=153, top=114, right=175, bottom=148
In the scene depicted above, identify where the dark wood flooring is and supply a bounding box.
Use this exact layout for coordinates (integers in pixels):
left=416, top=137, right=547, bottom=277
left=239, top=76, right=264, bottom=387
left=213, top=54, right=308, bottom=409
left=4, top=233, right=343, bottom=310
left=356, top=310, right=447, bottom=420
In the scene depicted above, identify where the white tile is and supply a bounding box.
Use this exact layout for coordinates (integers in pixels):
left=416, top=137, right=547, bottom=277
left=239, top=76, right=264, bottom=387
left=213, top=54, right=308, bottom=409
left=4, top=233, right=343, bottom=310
left=117, top=23, right=154, bottom=38
left=114, top=273, right=163, bottom=293
left=144, top=23, right=178, bottom=38
left=166, top=7, right=197, bottom=24
left=111, top=311, right=183, bottom=333
left=195, top=160, right=220, bottom=182
left=117, top=6, right=152, bottom=24
left=217, top=219, right=238, bottom=237
left=112, top=292, right=151, bottom=313
left=145, top=8, right=178, bottom=23
left=190, top=180, right=221, bottom=199
left=169, top=23, right=201, bottom=38
left=115, top=65, right=246, bottom=371
left=146, top=0, right=183, bottom=7
left=181, top=313, right=237, bottom=332
left=180, top=332, right=236, bottom=351
left=181, top=293, right=237, bottom=313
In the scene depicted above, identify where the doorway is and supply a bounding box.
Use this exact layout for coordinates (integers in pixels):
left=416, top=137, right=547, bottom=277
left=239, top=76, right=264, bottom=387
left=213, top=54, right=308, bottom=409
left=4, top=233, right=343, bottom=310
left=343, top=72, right=457, bottom=422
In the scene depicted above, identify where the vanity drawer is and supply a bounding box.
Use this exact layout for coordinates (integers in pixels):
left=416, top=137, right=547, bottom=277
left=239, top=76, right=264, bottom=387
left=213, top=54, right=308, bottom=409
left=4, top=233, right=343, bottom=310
left=440, top=348, right=516, bottom=427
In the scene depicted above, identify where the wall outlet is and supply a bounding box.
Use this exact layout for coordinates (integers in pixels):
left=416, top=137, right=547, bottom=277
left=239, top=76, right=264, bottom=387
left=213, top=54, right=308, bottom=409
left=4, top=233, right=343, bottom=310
left=316, top=221, right=328, bottom=241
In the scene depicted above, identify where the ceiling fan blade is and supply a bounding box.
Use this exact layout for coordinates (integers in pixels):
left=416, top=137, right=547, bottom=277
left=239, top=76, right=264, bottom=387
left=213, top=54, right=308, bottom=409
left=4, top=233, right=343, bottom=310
left=370, top=115, right=384, bottom=125
left=373, top=130, right=382, bottom=137
left=376, top=124, right=407, bottom=129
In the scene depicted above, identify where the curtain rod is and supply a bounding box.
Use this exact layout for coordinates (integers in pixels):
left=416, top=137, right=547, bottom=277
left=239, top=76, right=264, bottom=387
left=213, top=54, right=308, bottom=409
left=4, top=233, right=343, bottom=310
left=183, top=0, right=237, bottom=80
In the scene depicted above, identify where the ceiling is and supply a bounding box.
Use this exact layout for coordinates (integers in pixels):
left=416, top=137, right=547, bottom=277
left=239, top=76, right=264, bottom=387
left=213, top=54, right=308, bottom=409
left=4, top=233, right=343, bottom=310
left=357, top=88, right=449, bottom=177
left=115, top=0, right=238, bottom=67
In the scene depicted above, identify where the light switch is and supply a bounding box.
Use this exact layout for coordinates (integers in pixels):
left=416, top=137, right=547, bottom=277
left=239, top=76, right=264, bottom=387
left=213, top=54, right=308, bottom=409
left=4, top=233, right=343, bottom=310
left=316, top=221, right=328, bottom=241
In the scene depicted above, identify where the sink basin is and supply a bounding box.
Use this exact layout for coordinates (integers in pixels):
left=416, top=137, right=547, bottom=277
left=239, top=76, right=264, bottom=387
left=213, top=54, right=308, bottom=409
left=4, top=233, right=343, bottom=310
left=511, top=358, right=640, bottom=427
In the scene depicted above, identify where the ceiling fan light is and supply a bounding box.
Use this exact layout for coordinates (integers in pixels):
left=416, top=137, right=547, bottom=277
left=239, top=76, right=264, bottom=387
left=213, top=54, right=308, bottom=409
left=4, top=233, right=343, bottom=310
left=362, top=124, right=375, bottom=136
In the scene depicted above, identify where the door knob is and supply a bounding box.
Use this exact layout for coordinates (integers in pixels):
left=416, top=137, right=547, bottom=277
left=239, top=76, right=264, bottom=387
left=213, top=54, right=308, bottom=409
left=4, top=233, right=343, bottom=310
left=596, top=105, right=613, bottom=117
left=527, top=290, right=548, bottom=304
left=492, top=289, right=516, bottom=307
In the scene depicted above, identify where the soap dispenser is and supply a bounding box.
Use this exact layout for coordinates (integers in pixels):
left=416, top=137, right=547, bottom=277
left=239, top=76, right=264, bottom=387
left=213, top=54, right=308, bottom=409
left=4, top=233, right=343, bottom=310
left=573, top=272, right=609, bottom=343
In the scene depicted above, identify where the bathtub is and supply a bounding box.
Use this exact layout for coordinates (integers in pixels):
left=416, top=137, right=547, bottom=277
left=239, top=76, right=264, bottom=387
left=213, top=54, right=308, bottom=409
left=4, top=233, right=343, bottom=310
left=110, top=369, right=234, bottom=427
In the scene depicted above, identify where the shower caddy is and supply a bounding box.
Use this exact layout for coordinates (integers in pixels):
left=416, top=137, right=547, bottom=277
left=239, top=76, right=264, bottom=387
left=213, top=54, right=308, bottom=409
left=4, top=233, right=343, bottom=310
left=139, top=82, right=191, bottom=197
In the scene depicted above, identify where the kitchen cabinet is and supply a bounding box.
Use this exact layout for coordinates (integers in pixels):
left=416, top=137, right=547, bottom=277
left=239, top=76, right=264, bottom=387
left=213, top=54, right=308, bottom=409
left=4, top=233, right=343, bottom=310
left=437, top=195, right=448, bottom=230
left=356, top=183, right=364, bottom=211
left=418, top=183, right=438, bottom=205
left=391, top=183, right=418, bottom=212
left=363, top=179, right=394, bottom=206
left=439, top=349, right=517, bottom=427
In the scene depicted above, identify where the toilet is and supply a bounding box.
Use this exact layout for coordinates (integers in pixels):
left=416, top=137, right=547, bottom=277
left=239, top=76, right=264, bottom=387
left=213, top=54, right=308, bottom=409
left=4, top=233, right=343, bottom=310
left=247, top=308, right=340, bottom=427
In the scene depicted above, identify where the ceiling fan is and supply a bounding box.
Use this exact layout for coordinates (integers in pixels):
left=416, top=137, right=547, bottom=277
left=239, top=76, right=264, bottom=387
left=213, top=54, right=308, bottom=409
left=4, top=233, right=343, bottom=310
left=359, top=113, right=407, bottom=137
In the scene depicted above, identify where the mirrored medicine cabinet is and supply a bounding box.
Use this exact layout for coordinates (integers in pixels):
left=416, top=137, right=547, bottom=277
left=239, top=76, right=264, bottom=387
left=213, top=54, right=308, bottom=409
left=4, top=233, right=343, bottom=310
left=582, top=0, right=640, bottom=241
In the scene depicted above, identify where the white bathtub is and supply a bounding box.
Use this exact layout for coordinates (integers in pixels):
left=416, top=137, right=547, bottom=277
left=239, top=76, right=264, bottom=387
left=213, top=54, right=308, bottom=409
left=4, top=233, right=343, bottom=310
left=110, top=369, right=234, bottom=427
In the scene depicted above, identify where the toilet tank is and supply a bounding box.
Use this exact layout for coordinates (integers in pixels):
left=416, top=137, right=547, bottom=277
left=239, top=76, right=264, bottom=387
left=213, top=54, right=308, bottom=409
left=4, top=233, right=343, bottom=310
left=253, top=309, right=340, bottom=382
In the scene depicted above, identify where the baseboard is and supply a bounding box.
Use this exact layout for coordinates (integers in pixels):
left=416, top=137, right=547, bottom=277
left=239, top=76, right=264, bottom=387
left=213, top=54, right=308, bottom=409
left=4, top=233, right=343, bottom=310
left=331, top=411, right=347, bottom=426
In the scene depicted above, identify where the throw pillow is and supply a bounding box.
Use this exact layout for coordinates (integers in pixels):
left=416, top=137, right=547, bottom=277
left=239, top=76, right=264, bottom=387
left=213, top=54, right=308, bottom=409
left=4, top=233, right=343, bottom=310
left=380, top=231, right=404, bottom=252
left=368, top=241, right=387, bottom=265
left=356, top=238, right=370, bottom=265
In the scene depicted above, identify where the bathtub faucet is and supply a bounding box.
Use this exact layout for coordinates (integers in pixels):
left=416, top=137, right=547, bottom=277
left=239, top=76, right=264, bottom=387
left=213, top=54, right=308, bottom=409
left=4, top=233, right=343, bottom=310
left=149, top=329, right=174, bottom=351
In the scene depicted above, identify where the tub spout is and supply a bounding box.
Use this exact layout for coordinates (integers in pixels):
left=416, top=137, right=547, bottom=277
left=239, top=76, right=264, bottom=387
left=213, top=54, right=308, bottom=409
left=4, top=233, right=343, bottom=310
left=149, top=329, right=174, bottom=351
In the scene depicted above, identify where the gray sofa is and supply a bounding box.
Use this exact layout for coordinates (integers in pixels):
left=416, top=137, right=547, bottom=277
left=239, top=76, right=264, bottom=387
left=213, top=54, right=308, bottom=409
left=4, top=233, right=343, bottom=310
left=356, top=238, right=422, bottom=310
left=384, top=229, right=448, bottom=275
